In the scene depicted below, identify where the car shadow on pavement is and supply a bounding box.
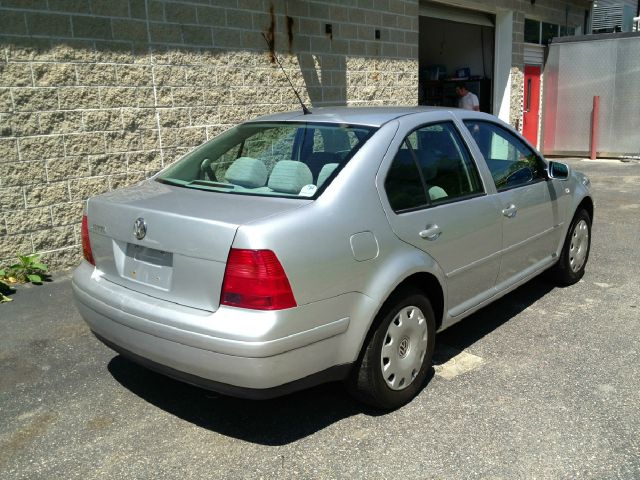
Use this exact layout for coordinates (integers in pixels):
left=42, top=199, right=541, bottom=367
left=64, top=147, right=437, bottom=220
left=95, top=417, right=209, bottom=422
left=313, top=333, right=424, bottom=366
left=107, top=276, right=554, bottom=446
left=434, top=276, right=555, bottom=363
left=107, top=355, right=398, bottom=445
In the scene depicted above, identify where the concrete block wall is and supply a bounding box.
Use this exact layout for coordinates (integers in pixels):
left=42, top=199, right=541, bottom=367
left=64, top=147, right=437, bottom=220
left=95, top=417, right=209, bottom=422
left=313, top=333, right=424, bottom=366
left=0, top=0, right=419, bottom=270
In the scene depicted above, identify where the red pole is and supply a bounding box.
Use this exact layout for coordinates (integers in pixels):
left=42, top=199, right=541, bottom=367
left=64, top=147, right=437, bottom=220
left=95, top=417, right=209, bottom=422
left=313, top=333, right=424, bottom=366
left=590, top=96, right=600, bottom=160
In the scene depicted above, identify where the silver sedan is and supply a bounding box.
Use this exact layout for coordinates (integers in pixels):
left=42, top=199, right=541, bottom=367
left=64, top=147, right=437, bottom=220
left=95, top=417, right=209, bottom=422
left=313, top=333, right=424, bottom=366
left=73, top=107, right=594, bottom=409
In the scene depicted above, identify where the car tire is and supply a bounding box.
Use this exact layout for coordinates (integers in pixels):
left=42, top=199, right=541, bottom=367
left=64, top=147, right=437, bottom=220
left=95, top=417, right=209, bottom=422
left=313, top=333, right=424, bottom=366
left=548, top=208, right=591, bottom=286
left=348, top=288, right=436, bottom=410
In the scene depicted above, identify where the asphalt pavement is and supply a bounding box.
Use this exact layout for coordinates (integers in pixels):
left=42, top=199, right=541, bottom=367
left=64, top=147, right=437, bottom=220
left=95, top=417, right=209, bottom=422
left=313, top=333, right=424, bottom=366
left=1, top=158, right=639, bottom=479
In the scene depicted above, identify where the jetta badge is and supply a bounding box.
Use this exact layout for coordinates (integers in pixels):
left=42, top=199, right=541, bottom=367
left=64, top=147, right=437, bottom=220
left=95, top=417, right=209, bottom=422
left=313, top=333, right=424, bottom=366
left=133, top=218, right=147, bottom=240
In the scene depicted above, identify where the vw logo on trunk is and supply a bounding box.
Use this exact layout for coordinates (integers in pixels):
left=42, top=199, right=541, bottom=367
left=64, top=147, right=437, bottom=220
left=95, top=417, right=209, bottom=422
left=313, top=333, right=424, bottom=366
left=133, top=218, right=147, bottom=240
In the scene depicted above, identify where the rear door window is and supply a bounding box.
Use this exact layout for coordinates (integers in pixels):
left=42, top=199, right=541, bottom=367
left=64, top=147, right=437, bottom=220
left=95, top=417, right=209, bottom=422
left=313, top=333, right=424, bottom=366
left=384, top=121, right=483, bottom=212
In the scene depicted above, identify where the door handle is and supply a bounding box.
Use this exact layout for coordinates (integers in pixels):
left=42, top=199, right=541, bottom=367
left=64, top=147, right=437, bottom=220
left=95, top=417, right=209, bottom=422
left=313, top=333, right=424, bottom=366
left=419, top=224, right=441, bottom=241
left=502, top=204, right=517, bottom=218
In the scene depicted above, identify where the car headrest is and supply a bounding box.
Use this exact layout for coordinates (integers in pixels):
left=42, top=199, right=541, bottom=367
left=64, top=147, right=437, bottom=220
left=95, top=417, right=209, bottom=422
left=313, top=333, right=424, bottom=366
left=224, top=157, right=268, bottom=188
left=268, top=160, right=313, bottom=194
left=316, top=163, right=339, bottom=187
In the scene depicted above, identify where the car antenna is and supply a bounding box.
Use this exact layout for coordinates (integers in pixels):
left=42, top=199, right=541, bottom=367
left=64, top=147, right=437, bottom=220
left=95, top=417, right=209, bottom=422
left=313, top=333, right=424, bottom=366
left=261, top=32, right=311, bottom=115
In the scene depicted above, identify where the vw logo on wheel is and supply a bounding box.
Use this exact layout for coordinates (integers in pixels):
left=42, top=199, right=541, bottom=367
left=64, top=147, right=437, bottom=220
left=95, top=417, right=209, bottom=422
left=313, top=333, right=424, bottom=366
left=398, top=337, right=410, bottom=358
left=133, top=218, right=147, bottom=240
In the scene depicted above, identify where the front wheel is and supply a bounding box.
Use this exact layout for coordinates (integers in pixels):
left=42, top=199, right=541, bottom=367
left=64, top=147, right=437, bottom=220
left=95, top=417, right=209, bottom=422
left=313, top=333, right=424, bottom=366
left=348, top=289, right=436, bottom=410
left=548, top=208, right=591, bottom=286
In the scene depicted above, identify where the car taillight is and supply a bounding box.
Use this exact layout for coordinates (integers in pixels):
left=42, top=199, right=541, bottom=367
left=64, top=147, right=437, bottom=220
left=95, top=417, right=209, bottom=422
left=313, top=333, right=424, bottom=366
left=221, top=249, right=296, bottom=310
left=81, top=215, right=95, bottom=266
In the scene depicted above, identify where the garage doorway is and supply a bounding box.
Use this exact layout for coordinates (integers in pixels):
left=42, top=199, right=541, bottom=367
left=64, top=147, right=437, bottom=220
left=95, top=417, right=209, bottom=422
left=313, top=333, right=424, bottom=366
left=418, top=3, right=495, bottom=113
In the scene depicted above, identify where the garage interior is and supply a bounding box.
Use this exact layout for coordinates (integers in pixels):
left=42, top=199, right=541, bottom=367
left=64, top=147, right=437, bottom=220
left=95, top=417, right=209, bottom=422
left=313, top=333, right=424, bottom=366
left=419, top=3, right=495, bottom=113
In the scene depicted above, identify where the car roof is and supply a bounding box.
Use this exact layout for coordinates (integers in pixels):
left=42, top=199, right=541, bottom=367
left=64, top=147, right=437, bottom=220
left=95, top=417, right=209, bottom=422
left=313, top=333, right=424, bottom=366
left=247, top=106, right=455, bottom=127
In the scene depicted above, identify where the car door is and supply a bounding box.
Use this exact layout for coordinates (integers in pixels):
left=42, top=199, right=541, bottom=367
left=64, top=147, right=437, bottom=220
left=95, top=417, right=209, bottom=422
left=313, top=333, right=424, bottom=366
left=380, top=118, right=503, bottom=317
left=462, top=120, right=560, bottom=287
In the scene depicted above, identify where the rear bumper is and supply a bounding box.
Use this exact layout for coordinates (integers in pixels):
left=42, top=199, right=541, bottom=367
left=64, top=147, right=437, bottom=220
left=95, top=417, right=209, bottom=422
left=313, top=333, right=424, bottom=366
left=72, top=261, right=369, bottom=392
left=94, top=332, right=351, bottom=399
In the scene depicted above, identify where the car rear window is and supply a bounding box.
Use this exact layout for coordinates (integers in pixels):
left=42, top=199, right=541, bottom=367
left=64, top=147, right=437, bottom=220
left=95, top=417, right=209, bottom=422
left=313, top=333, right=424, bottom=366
left=156, top=122, right=377, bottom=199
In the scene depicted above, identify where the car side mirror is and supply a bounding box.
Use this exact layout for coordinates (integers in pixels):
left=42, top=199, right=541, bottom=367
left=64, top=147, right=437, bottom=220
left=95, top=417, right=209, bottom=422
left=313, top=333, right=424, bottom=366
left=547, top=161, right=569, bottom=180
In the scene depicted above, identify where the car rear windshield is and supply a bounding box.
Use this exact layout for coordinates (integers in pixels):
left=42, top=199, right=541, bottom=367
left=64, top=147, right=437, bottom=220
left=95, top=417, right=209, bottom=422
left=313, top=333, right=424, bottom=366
left=156, top=121, right=377, bottom=199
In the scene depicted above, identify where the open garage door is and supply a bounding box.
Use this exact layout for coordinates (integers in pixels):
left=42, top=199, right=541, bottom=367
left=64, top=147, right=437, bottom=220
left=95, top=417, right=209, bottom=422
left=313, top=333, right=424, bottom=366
left=418, top=2, right=495, bottom=113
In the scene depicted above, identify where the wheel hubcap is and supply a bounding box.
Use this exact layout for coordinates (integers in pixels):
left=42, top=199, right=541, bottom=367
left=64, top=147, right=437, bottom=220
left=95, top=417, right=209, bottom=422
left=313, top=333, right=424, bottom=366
left=381, top=306, right=429, bottom=391
left=569, top=219, right=589, bottom=272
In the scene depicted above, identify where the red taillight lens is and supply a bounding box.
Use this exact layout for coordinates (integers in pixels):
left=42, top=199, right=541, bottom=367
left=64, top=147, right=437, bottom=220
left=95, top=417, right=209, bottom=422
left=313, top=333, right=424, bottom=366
left=221, top=249, right=297, bottom=310
left=81, top=215, right=95, bottom=266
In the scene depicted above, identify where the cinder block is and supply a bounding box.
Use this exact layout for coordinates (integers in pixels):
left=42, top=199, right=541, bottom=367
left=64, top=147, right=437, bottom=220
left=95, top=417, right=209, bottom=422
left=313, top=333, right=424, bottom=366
left=99, top=87, right=138, bottom=108
left=89, top=153, right=127, bottom=175
left=51, top=41, right=96, bottom=63
left=39, top=111, right=83, bottom=134
left=20, top=135, right=65, bottom=160
left=46, top=156, right=89, bottom=181
left=154, top=66, right=187, bottom=86
left=51, top=201, right=84, bottom=226
left=0, top=89, right=13, bottom=112
left=105, top=131, right=142, bottom=153
left=0, top=186, right=25, bottom=211
left=117, top=65, right=153, bottom=86
left=58, top=87, right=100, bottom=109
left=149, top=23, right=182, bottom=44
left=0, top=63, right=33, bottom=87
left=0, top=233, right=33, bottom=258
left=32, top=63, right=76, bottom=86
left=0, top=11, right=27, bottom=35
left=72, top=15, right=112, bottom=40
left=5, top=206, right=52, bottom=234
left=91, top=0, right=130, bottom=17
left=196, top=5, right=225, bottom=27
left=13, top=88, right=59, bottom=112
left=122, top=108, right=156, bottom=130
left=0, top=138, right=19, bottom=163
left=27, top=13, right=72, bottom=37
left=127, top=150, right=162, bottom=172
left=38, top=246, right=81, bottom=270
left=69, top=176, right=110, bottom=200
left=64, top=132, right=106, bottom=156
left=111, top=19, right=148, bottom=42
left=141, top=130, right=159, bottom=150
left=93, top=43, right=135, bottom=64
left=172, top=88, right=205, bottom=107
left=182, top=26, right=213, bottom=46
left=159, top=108, right=190, bottom=128
left=109, top=171, right=147, bottom=190
left=189, top=106, right=218, bottom=126
left=25, top=182, right=69, bottom=207
left=164, top=2, right=197, bottom=24
left=31, top=225, right=75, bottom=251
left=76, top=64, right=117, bottom=86
left=48, top=0, right=91, bottom=14
left=82, top=110, right=122, bottom=132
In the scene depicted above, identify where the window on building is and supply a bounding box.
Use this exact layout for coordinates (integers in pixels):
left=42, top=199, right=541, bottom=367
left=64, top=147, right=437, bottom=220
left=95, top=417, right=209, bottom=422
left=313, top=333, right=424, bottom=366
left=541, top=22, right=559, bottom=45
left=525, top=18, right=578, bottom=45
left=524, top=19, right=541, bottom=44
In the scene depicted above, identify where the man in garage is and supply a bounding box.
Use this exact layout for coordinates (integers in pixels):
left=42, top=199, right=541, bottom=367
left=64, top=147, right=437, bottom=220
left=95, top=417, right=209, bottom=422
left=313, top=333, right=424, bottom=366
left=455, top=84, right=480, bottom=111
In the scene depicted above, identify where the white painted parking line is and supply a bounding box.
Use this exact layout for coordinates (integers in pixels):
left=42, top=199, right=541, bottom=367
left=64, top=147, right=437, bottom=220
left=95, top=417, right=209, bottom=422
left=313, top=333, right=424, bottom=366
left=433, top=345, right=484, bottom=380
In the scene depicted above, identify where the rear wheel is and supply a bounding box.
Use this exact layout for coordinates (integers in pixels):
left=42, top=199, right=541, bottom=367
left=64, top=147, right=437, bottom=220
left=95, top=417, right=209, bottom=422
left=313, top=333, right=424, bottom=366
left=349, top=289, right=435, bottom=410
left=548, top=208, right=591, bottom=286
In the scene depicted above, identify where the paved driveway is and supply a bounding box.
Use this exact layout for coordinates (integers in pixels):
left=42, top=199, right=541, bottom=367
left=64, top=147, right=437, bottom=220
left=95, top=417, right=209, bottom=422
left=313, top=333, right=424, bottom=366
left=1, top=158, right=639, bottom=479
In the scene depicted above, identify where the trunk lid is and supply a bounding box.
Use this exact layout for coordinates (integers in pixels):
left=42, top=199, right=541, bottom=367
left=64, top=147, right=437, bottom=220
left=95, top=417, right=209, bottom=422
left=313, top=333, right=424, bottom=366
left=87, top=180, right=309, bottom=312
